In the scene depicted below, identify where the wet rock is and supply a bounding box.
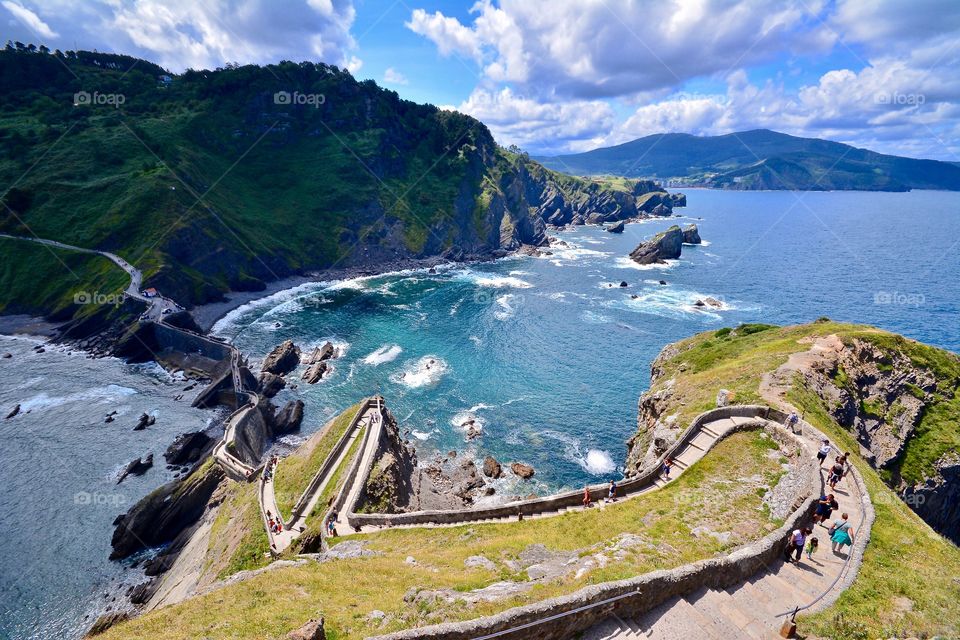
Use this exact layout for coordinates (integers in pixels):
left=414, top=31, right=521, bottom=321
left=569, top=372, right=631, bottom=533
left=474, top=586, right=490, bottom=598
left=261, top=340, right=301, bottom=376
left=270, top=400, right=305, bottom=434
left=606, top=221, right=625, bottom=233
left=303, top=342, right=335, bottom=365
left=2, top=353, right=11, bottom=358
left=164, top=431, right=212, bottom=466
left=619, top=281, right=629, bottom=288
left=116, top=454, right=153, bottom=484
left=132, top=412, right=155, bottom=431
left=258, top=372, right=286, bottom=397
left=111, top=462, right=224, bottom=559
left=659, top=280, right=667, bottom=285
left=694, top=297, right=723, bottom=309
left=301, top=361, right=328, bottom=384
left=483, top=455, right=503, bottom=478
left=5, top=404, right=20, bottom=419
left=682, top=223, right=702, bottom=244
left=629, top=225, right=683, bottom=265
left=511, top=462, right=535, bottom=479
left=85, top=611, right=130, bottom=637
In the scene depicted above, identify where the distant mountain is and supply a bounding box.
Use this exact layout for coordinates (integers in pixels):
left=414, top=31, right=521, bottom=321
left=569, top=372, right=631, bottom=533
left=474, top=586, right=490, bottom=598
left=535, top=129, right=960, bottom=192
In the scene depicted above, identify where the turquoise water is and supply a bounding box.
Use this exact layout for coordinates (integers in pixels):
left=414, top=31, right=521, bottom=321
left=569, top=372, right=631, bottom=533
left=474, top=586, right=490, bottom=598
left=1, top=189, right=958, bottom=639
left=215, top=189, right=960, bottom=494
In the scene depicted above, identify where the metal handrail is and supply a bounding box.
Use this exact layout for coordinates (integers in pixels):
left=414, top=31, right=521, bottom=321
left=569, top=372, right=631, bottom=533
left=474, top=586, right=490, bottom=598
left=471, top=590, right=642, bottom=640
left=775, top=441, right=867, bottom=618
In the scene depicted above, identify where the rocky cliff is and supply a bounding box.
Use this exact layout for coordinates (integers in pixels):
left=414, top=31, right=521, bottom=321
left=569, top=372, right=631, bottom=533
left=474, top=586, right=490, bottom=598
left=788, top=336, right=960, bottom=544
left=627, top=328, right=960, bottom=545
left=355, top=409, right=493, bottom=513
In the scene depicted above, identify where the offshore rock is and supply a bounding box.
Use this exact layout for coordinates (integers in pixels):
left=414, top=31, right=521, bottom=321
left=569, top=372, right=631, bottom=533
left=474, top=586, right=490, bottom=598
left=629, top=225, right=684, bottom=264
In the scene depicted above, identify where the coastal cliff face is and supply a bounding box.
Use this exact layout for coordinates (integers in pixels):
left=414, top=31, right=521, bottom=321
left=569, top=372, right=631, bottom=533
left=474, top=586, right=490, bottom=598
left=627, top=327, right=960, bottom=545
left=0, top=48, right=683, bottom=324
left=791, top=336, right=960, bottom=544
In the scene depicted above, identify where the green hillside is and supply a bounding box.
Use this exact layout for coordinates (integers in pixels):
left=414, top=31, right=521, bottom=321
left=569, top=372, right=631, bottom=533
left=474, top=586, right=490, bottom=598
left=536, top=129, right=960, bottom=191
left=0, top=46, right=671, bottom=321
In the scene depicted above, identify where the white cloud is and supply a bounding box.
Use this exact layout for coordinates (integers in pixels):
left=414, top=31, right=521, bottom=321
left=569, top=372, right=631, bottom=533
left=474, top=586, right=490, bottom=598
left=457, top=87, right=615, bottom=154
left=2, top=0, right=58, bottom=38
left=1, top=0, right=358, bottom=72
left=383, top=66, right=408, bottom=85
left=407, top=0, right=837, bottom=99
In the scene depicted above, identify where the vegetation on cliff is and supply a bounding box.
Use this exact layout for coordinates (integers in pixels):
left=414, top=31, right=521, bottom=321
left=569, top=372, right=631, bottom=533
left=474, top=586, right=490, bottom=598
left=0, top=46, right=674, bottom=321
left=632, top=321, right=960, bottom=638
left=273, top=402, right=363, bottom=520
left=99, top=431, right=784, bottom=639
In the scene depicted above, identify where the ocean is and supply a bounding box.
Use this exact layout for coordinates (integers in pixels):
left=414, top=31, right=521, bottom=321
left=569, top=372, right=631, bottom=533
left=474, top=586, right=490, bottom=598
left=1, top=188, right=958, bottom=638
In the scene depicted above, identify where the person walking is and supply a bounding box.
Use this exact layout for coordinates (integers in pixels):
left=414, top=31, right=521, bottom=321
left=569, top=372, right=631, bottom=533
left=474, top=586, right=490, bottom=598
left=830, top=513, right=855, bottom=554
left=607, top=480, right=618, bottom=502
left=582, top=485, right=592, bottom=507
left=829, top=457, right=845, bottom=490
left=817, top=439, right=832, bottom=468
left=787, top=411, right=800, bottom=432
left=662, top=458, right=673, bottom=480
left=784, top=527, right=811, bottom=564
left=805, top=536, right=819, bottom=561
left=813, top=493, right=839, bottom=525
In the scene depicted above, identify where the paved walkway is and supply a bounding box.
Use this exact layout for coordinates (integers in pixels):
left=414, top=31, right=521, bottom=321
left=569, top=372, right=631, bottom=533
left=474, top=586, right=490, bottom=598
left=0, top=232, right=180, bottom=320
left=261, top=404, right=379, bottom=552
left=583, top=359, right=868, bottom=639
left=327, top=413, right=765, bottom=536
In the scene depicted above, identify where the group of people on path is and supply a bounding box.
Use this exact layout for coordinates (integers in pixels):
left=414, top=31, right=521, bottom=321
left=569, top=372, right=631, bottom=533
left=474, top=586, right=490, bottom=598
left=784, top=437, right=856, bottom=567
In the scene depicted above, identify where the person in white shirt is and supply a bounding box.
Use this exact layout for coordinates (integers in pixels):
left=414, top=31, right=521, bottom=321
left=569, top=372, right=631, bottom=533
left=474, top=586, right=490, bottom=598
left=817, top=439, right=832, bottom=468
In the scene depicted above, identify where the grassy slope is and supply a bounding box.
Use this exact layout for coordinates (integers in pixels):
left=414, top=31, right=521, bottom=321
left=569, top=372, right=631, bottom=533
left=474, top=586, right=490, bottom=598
left=205, top=476, right=273, bottom=580
left=0, top=237, right=128, bottom=316
left=273, top=402, right=363, bottom=520
left=102, top=431, right=783, bottom=640
left=644, top=321, right=960, bottom=639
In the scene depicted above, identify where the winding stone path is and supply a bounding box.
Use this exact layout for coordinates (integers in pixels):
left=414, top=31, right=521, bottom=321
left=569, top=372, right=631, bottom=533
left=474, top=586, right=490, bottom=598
left=582, top=356, right=872, bottom=640
left=261, top=403, right=379, bottom=552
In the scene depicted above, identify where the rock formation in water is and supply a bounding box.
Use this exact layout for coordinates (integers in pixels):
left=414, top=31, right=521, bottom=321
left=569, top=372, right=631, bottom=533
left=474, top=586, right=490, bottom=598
left=110, top=461, right=224, bottom=559
left=682, top=224, right=701, bottom=244
left=164, top=431, right=213, bottom=467
left=629, top=225, right=684, bottom=264
left=261, top=340, right=301, bottom=376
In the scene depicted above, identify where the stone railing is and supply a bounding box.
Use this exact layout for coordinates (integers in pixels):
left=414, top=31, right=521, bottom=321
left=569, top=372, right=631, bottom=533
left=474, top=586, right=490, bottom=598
left=282, top=398, right=377, bottom=529
left=368, top=416, right=819, bottom=640
left=344, top=405, right=781, bottom=529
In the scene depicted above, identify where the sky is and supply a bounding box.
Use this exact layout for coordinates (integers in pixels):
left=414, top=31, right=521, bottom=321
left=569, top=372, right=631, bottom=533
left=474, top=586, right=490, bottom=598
left=2, top=0, right=958, bottom=160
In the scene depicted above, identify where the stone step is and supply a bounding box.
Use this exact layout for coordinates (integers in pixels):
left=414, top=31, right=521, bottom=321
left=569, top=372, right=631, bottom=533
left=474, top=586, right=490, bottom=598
left=689, top=587, right=765, bottom=640
left=633, top=595, right=721, bottom=639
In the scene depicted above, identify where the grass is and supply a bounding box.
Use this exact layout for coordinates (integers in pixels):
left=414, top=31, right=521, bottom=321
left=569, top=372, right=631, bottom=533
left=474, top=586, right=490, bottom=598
left=272, top=402, right=364, bottom=521
left=788, top=384, right=960, bottom=639
left=101, top=430, right=785, bottom=640
left=632, top=320, right=960, bottom=639
left=206, top=476, right=273, bottom=579
left=0, top=237, right=128, bottom=317
left=291, top=425, right=368, bottom=554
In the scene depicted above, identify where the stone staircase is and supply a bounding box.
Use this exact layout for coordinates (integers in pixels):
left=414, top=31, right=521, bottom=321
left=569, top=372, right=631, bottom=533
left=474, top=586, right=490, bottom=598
left=583, top=441, right=864, bottom=640
left=338, top=415, right=759, bottom=534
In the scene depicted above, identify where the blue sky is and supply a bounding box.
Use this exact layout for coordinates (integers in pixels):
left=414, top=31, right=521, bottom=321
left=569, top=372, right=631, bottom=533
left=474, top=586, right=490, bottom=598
left=2, top=0, right=958, bottom=160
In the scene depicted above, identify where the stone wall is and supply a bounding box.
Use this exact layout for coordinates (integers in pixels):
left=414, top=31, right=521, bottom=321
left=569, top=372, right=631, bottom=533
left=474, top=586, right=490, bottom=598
left=369, top=418, right=819, bottom=640
left=347, top=405, right=781, bottom=529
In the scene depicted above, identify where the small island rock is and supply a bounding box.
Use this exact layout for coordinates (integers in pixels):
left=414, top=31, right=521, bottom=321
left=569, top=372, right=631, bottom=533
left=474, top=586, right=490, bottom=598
left=262, top=340, right=301, bottom=376
left=511, top=462, right=535, bottom=479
